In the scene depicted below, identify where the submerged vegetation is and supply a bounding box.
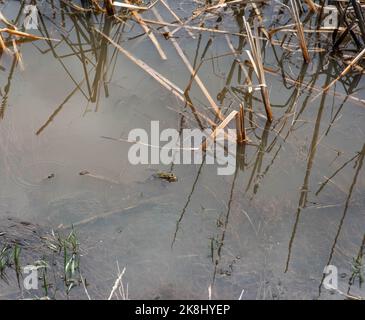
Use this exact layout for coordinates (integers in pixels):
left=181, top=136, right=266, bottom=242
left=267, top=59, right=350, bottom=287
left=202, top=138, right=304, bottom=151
left=0, top=0, right=365, bottom=300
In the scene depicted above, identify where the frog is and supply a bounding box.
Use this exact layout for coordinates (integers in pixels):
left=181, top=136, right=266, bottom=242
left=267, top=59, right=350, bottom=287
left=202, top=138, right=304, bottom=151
left=153, top=171, right=178, bottom=183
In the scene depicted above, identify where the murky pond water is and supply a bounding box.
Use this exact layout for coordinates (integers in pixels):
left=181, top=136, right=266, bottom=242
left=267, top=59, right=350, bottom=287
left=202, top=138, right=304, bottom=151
left=0, top=1, right=364, bottom=299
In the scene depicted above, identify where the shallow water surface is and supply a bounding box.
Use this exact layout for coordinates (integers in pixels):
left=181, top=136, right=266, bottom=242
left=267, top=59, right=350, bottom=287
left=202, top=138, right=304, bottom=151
left=0, top=1, right=364, bottom=299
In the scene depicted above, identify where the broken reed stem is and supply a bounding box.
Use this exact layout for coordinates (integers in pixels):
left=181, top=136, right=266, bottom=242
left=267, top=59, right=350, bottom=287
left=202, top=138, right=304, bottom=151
left=124, top=0, right=167, bottom=60
left=201, top=110, right=238, bottom=151
left=202, top=0, right=256, bottom=12
left=140, top=17, right=251, bottom=37
left=112, top=1, right=150, bottom=11
left=94, top=28, right=183, bottom=99
left=322, top=47, right=365, bottom=93
left=351, top=0, right=365, bottom=45
left=104, top=0, right=115, bottom=15
left=151, top=7, right=225, bottom=121
left=303, top=0, right=318, bottom=13
left=225, top=34, right=253, bottom=92
left=244, top=18, right=273, bottom=122
left=290, top=0, right=310, bottom=63
left=108, top=267, right=126, bottom=300
left=93, top=28, right=221, bottom=129
left=142, top=17, right=295, bottom=46
left=12, top=39, right=23, bottom=69
left=90, top=0, right=105, bottom=12
left=261, top=85, right=272, bottom=122
left=0, top=33, right=8, bottom=52
left=235, top=104, right=246, bottom=143
left=0, top=28, right=59, bottom=41
left=159, top=0, right=195, bottom=39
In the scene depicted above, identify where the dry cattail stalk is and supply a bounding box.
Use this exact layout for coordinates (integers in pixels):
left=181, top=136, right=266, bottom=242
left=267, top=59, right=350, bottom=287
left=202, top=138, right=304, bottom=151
left=243, top=17, right=273, bottom=122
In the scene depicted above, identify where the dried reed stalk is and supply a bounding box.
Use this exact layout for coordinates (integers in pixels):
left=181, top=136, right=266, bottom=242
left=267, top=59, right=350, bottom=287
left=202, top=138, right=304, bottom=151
left=159, top=0, right=195, bottom=39
left=113, top=1, right=149, bottom=10
left=201, top=110, right=238, bottom=151
left=244, top=18, right=273, bottom=122
left=108, top=267, right=126, bottom=300
left=0, top=33, right=8, bottom=53
left=290, top=0, right=310, bottom=63
left=141, top=17, right=250, bottom=37
left=225, top=34, right=253, bottom=92
left=322, top=47, right=365, bottom=93
left=151, top=7, right=225, bottom=121
left=243, top=59, right=365, bottom=107
left=124, top=0, right=167, bottom=60
left=12, top=39, right=23, bottom=69
left=89, top=0, right=105, bottom=12
left=303, top=0, right=318, bottom=12
left=94, top=28, right=182, bottom=99
left=93, top=29, right=217, bottom=129
left=0, top=28, right=58, bottom=41
left=104, top=0, right=115, bottom=15
left=203, top=0, right=252, bottom=11
left=235, top=104, right=247, bottom=143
